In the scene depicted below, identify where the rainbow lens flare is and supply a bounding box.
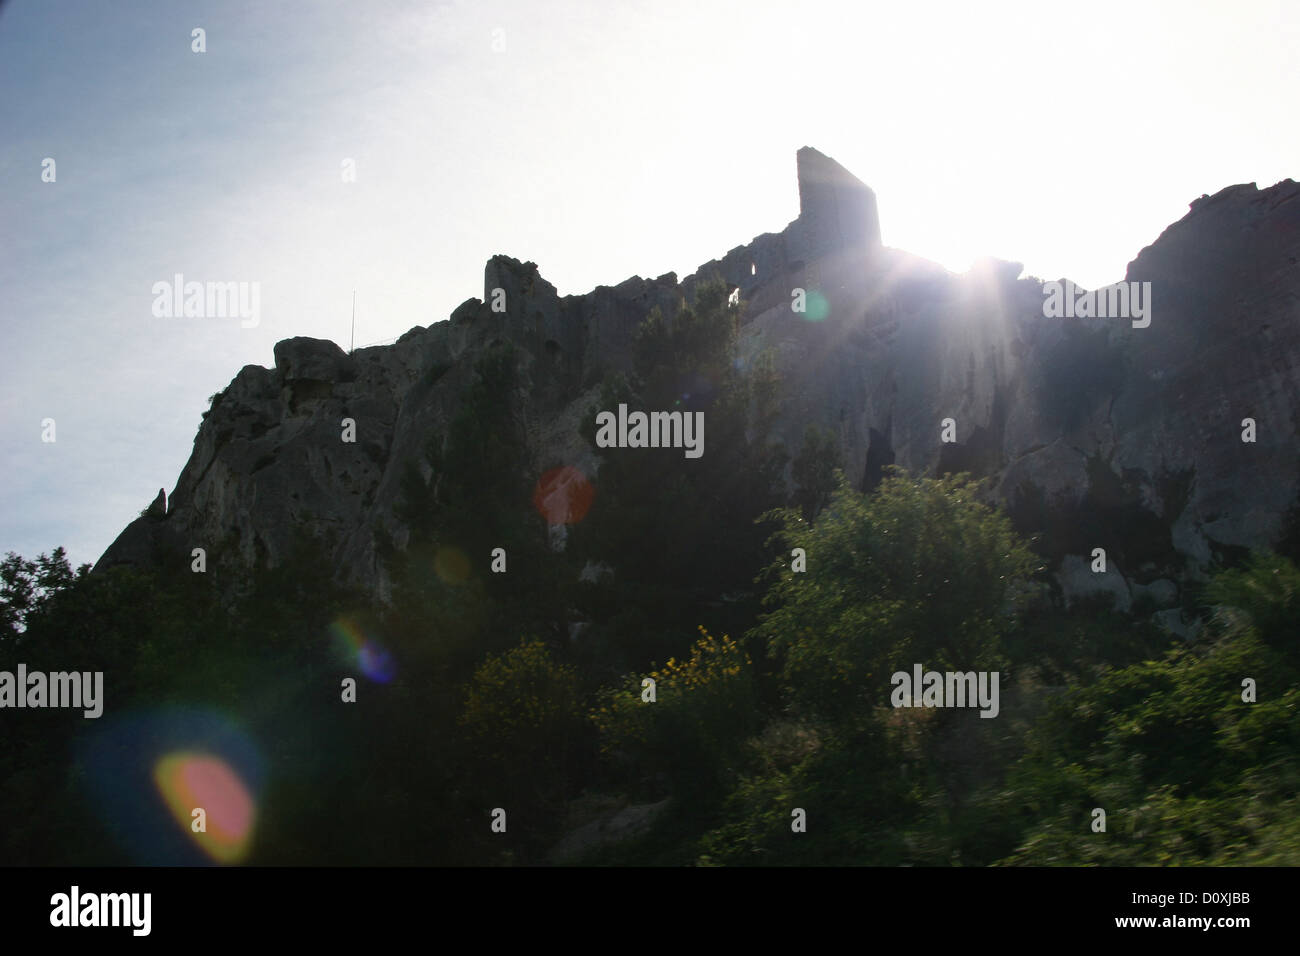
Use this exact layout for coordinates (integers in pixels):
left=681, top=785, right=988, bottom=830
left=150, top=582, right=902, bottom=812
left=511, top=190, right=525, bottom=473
left=329, top=615, right=397, bottom=682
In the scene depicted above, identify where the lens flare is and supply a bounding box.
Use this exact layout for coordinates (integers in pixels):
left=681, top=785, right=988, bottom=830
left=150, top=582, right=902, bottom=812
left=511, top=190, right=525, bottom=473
left=77, top=707, right=265, bottom=866
left=329, top=615, right=397, bottom=682
left=800, top=290, right=830, bottom=321
left=532, top=465, right=594, bottom=525
left=153, top=751, right=256, bottom=864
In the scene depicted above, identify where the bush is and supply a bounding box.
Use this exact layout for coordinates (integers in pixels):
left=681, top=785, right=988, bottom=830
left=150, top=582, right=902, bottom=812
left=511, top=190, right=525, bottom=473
left=592, top=627, right=758, bottom=801
left=755, top=467, right=1040, bottom=723
left=994, top=555, right=1300, bottom=865
left=459, top=638, right=584, bottom=771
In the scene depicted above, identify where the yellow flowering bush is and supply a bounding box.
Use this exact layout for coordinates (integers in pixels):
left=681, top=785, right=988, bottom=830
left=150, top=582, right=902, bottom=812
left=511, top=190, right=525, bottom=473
left=591, top=626, right=758, bottom=798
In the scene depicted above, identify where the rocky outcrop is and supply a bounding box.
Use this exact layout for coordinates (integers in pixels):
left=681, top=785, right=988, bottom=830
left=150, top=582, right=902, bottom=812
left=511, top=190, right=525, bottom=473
left=548, top=797, right=670, bottom=864
left=145, top=488, right=166, bottom=519
left=96, top=148, right=1300, bottom=606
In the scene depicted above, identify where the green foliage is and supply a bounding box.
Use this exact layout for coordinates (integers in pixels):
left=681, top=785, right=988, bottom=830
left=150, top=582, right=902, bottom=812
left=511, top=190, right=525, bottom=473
left=572, top=280, right=787, bottom=668
left=696, top=722, right=918, bottom=866
left=633, top=283, right=736, bottom=407
left=1002, top=598, right=1169, bottom=687
left=0, top=548, right=89, bottom=639
left=0, top=540, right=367, bottom=864
left=1205, top=551, right=1300, bottom=651
left=592, top=627, right=758, bottom=802
left=791, top=424, right=841, bottom=521
left=7, top=520, right=1297, bottom=866
left=9, top=289, right=1298, bottom=869
left=456, top=637, right=589, bottom=859
left=994, top=554, right=1300, bottom=865
left=755, top=467, right=1040, bottom=722
left=460, top=637, right=584, bottom=766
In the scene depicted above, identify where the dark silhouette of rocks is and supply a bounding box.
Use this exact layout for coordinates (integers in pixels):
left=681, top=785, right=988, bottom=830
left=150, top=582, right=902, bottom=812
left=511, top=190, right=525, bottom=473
left=146, top=488, right=166, bottom=519
left=96, top=150, right=1300, bottom=613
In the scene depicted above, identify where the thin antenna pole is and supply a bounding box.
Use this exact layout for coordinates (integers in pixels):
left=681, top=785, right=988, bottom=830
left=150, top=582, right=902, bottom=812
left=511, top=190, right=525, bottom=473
left=350, top=291, right=356, bottom=353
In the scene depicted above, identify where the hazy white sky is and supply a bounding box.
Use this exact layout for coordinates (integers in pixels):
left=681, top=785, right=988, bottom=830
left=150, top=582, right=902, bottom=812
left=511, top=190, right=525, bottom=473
left=2, top=0, right=1297, bottom=567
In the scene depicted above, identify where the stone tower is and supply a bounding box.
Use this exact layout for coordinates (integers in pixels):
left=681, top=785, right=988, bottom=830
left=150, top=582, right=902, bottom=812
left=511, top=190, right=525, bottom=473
left=794, top=146, right=882, bottom=259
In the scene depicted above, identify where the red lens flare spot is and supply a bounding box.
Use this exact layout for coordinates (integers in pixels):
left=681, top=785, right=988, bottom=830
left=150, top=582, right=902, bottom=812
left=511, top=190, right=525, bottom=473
left=532, top=466, right=594, bottom=525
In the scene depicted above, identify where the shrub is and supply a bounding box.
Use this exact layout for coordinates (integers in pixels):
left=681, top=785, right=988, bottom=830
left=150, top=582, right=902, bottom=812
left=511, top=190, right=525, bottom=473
left=592, top=627, right=758, bottom=800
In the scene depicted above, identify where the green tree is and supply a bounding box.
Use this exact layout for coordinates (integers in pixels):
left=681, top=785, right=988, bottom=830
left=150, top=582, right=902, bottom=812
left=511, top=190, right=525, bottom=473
left=457, top=637, right=588, bottom=858
left=0, top=548, right=89, bottom=639
left=994, top=553, right=1300, bottom=865
left=755, top=467, right=1040, bottom=723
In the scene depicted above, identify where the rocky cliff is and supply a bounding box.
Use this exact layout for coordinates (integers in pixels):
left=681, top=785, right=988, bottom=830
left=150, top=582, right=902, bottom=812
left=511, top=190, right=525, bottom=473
left=97, top=147, right=1300, bottom=613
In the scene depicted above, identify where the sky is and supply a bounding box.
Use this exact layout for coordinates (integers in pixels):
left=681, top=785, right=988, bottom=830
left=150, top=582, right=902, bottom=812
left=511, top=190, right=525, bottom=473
left=2, top=0, right=1297, bottom=569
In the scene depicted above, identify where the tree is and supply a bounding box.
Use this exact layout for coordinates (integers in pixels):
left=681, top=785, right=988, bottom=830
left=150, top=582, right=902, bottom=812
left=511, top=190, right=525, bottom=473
left=572, top=279, right=787, bottom=668
left=457, top=637, right=588, bottom=857
left=0, top=548, right=89, bottom=639
left=994, top=554, right=1300, bottom=865
left=754, top=467, right=1040, bottom=722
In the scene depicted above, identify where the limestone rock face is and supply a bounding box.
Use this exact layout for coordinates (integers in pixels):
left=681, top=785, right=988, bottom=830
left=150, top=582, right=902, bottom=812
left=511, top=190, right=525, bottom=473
left=1107, top=180, right=1300, bottom=571
left=1057, top=554, right=1132, bottom=613
left=96, top=150, right=1300, bottom=604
